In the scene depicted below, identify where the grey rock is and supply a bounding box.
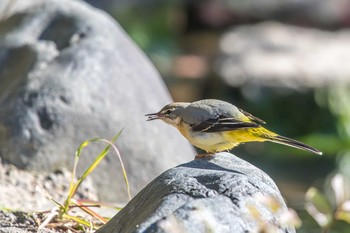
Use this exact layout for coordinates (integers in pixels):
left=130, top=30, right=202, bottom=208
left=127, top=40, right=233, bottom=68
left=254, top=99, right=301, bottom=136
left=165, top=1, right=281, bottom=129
left=216, top=22, right=350, bottom=88
left=97, top=153, right=295, bottom=233
left=199, top=0, right=350, bottom=27
left=0, top=0, right=194, bottom=203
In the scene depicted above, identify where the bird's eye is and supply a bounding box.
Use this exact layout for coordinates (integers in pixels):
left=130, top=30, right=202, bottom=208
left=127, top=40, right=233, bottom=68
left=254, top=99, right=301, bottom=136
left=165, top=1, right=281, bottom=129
left=164, top=109, right=172, bottom=115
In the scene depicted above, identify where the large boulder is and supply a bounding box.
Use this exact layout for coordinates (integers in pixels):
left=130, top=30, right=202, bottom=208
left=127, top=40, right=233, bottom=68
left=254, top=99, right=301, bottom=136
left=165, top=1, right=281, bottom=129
left=97, top=153, right=295, bottom=233
left=216, top=22, right=350, bottom=88
left=0, top=0, right=194, bottom=203
left=197, top=0, right=350, bottom=27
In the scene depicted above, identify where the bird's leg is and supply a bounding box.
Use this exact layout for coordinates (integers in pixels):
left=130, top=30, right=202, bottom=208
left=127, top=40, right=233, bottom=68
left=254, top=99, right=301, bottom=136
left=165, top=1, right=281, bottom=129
left=194, top=152, right=214, bottom=159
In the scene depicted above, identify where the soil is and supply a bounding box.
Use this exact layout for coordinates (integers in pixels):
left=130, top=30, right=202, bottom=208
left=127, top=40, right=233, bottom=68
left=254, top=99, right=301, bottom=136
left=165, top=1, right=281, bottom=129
left=0, top=159, right=99, bottom=232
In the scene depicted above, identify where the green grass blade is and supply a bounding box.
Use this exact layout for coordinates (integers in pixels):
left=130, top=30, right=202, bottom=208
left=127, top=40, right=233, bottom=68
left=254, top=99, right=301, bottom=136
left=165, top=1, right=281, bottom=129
left=78, top=129, right=123, bottom=182
left=64, top=138, right=100, bottom=212
left=36, top=186, right=64, bottom=209
left=63, top=130, right=125, bottom=211
left=96, top=138, right=131, bottom=200
left=62, top=213, right=96, bottom=229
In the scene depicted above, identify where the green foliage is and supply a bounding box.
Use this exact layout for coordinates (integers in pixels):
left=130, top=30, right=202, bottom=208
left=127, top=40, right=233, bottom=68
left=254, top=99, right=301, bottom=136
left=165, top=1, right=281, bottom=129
left=246, top=194, right=302, bottom=232
left=113, top=4, right=179, bottom=53
left=305, top=187, right=333, bottom=229
left=305, top=174, right=350, bottom=233
left=37, top=130, right=129, bottom=231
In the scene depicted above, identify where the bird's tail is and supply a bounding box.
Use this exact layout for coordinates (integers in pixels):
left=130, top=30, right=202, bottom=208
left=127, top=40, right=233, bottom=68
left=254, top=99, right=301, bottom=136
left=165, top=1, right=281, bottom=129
left=268, top=134, right=322, bottom=155
left=250, top=127, right=322, bottom=155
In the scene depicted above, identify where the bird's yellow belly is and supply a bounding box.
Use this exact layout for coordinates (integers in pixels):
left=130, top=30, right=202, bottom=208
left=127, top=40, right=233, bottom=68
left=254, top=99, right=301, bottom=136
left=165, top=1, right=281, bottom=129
left=188, top=131, right=238, bottom=152
left=178, top=123, right=270, bottom=153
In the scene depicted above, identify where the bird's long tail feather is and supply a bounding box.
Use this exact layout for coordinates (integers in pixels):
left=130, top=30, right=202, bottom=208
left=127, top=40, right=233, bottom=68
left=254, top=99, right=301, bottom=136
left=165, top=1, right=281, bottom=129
left=269, top=135, right=322, bottom=155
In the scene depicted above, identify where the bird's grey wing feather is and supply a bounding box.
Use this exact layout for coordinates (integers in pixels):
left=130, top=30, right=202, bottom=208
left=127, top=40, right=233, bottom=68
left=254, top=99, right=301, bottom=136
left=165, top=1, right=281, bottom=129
left=191, top=115, right=259, bottom=132
left=238, top=108, right=266, bottom=124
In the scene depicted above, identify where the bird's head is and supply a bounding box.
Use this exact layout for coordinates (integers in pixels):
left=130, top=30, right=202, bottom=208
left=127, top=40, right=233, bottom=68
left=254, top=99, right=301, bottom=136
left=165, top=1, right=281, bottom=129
left=146, top=102, right=190, bottom=126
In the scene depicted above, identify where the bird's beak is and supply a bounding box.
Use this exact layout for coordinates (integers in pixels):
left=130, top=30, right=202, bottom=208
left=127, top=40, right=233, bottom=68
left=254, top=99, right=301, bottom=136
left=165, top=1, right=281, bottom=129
left=145, top=112, right=161, bottom=121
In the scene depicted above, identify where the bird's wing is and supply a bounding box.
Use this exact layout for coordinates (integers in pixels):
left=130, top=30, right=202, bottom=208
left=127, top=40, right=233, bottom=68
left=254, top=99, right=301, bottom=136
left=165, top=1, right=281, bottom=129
left=191, top=115, right=259, bottom=132
left=238, top=108, right=266, bottom=124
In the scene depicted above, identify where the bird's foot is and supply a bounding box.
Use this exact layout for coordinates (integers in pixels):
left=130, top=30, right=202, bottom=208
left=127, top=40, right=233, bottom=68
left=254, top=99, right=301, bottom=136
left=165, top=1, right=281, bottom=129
left=194, top=152, right=214, bottom=159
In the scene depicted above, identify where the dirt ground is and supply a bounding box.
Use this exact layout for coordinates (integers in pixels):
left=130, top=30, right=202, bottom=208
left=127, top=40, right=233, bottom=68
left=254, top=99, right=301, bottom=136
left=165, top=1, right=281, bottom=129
left=0, top=159, right=99, bottom=232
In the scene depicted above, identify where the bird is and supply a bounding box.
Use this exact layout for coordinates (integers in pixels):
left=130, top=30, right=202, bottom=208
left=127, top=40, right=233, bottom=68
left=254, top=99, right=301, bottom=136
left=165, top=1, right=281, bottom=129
left=146, top=99, right=322, bottom=158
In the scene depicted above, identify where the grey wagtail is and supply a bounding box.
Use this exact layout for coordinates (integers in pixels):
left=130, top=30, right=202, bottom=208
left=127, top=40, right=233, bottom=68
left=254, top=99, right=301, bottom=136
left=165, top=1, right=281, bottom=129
left=146, top=99, right=322, bottom=158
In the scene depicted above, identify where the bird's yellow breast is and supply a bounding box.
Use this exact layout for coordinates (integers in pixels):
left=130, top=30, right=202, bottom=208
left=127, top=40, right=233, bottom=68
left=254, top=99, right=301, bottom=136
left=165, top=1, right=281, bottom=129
left=177, top=122, right=275, bottom=153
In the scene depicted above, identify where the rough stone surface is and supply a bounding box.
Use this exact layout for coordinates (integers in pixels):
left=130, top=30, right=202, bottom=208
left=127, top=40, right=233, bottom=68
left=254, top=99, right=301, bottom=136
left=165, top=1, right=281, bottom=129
left=97, top=153, right=295, bottom=233
left=0, top=0, right=194, bottom=203
left=216, top=22, right=350, bottom=88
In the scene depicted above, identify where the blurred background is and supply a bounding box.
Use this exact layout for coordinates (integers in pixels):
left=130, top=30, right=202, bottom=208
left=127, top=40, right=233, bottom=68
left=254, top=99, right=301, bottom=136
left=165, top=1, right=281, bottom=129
left=1, top=0, right=349, bottom=231
left=82, top=0, right=350, bottom=231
